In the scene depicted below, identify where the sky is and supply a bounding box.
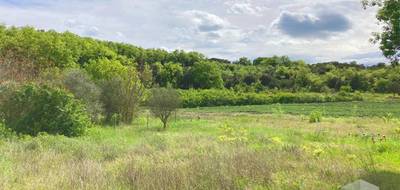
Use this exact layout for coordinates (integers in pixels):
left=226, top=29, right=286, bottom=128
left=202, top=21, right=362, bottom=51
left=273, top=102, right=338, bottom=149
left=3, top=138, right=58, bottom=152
left=0, top=0, right=387, bottom=65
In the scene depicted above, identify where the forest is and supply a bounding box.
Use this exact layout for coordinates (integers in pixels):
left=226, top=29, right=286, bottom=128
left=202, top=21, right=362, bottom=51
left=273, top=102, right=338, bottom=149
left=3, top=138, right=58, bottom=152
left=1, top=25, right=399, bottom=95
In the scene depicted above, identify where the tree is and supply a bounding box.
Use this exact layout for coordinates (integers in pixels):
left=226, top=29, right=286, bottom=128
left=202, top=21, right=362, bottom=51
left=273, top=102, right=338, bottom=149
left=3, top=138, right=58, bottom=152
left=183, top=61, right=224, bottom=89
left=159, top=62, right=184, bottom=88
left=236, top=57, right=252, bottom=65
left=253, top=56, right=291, bottom=67
left=363, top=0, right=400, bottom=64
left=62, top=69, right=104, bottom=123
left=148, top=88, right=181, bottom=129
left=100, top=67, right=145, bottom=124
left=84, top=58, right=128, bottom=80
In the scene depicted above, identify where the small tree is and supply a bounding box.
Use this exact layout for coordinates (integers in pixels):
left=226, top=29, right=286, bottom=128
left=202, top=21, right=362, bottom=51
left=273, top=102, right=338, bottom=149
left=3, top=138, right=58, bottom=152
left=62, top=69, right=104, bottom=123
left=100, top=67, right=146, bottom=124
left=85, top=59, right=145, bottom=124
left=148, top=88, right=181, bottom=129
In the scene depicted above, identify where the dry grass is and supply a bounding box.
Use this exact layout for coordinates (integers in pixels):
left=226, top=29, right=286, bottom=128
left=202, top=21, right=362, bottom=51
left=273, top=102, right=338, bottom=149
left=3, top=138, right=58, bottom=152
left=0, top=112, right=399, bottom=189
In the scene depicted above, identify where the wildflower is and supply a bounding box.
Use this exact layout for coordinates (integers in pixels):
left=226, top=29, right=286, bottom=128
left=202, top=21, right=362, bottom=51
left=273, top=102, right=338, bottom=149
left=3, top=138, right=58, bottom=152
left=271, top=137, right=283, bottom=145
left=313, top=148, right=324, bottom=157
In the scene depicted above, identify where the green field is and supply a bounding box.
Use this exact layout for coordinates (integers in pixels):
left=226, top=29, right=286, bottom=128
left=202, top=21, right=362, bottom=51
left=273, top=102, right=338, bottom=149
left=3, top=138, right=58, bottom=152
left=186, top=101, right=400, bottom=117
left=1, top=102, right=400, bottom=189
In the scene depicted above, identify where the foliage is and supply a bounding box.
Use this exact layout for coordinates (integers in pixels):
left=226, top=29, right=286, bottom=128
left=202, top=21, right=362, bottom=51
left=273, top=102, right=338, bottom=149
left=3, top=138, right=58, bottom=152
left=157, top=62, right=183, bottom=88
left=1, top=25, right=400, bottom=94
left=0, top=121, right=15, bottom=139
left=363, top=0, right=400, bottom=64
left=0, top=81, right=19, bottom=105
left=309, top=110, right=323, bottom=123
left=179, top=89, right=363, bottom=108
left=85, top=58, right=128, bottom=80
left=148, top=88, right=181, bottom=129
left=62, top=69, right=104, bottom=123
left=100, top=67, right=145, bottom=124
left=0, top=84, right=91, bottom=137
left=182, top=61, right=224, bottom=89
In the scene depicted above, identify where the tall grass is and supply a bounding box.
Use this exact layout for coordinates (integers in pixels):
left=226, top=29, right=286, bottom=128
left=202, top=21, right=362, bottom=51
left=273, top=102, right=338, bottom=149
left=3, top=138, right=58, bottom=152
left=1, top=112, right=399, bottom=189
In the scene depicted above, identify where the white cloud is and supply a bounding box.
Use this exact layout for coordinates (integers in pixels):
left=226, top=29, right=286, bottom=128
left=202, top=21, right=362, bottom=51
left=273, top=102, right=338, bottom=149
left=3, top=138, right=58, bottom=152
left=226, top=1, right=265, bottom=16
left=183, top=10, right=230, bottom=32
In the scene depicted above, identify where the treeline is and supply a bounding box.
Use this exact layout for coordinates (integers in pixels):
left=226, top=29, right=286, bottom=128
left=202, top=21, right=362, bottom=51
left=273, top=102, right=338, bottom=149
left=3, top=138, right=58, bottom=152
left=1, top=26, right=399, bottom=94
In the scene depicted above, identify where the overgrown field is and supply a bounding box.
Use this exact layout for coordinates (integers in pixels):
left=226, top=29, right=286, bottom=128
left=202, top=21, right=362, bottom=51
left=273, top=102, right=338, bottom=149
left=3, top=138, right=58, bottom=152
left=1, top=103, right=400, bottom=190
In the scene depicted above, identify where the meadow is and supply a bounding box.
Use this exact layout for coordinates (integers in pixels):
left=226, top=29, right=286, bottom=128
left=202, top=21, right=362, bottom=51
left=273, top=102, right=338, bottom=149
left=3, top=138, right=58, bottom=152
left=1, top=102, right=400, bottom=190
left=186, top=101, right=400, bottom=117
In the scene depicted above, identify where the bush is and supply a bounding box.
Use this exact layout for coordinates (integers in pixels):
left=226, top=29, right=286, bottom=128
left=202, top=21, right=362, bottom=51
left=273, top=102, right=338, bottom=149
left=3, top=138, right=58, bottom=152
left=0, top=81, right=19, bottom=104
left=0, top=84, right=91, bottom=137
left=0, top=121, right=15, bottom=139
left=309, top=111, right=323, bottom=123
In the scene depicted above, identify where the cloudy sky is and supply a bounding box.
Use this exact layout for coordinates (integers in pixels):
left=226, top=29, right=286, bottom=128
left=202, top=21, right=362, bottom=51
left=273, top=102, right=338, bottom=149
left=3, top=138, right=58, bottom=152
left=0, top=0, right=387, bottom=65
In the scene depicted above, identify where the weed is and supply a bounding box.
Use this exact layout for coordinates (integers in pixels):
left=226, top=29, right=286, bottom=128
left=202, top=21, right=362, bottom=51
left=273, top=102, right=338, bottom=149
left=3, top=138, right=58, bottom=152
left=309, top=110, right=323, bottom=123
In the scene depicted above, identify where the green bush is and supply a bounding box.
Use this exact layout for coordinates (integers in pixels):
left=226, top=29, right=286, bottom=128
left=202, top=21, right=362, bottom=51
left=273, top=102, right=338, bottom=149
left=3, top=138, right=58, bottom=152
left=0, top=84, right=91, bottom=137
left=179, top=89, right=363, bottom=108
left=0, top=121, right=15, bottom=139
left=309, top=111, right=323, bottom=123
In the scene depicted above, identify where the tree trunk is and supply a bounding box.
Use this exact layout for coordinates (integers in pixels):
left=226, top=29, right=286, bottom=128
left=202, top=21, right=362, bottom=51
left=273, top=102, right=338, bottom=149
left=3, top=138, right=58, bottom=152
left=163, top=121, right=167, bottom=129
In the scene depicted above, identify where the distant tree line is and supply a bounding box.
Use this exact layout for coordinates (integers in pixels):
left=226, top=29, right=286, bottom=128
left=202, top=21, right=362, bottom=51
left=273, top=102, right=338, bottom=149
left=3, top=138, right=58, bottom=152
left=0, top=25, right=399, bottom=95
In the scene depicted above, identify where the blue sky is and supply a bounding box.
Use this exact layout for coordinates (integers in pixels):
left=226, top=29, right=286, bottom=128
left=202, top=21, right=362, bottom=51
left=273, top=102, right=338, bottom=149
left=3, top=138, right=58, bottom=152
left=0, top=0, right=386, bottom=65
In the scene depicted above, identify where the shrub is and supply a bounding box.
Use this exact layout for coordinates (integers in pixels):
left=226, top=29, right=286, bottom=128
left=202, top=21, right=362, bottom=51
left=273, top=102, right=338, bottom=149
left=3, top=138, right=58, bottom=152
left=309, top=111, right=323, bottom=123
left=0, top=84, right=91, bottom=137
left=0, top=121, right=15, bottom=139
left=0, top=81, right=19, bottom=104
left=148, top=88, right=181, bottom=129
left=62, top=69, right=104, bottom=123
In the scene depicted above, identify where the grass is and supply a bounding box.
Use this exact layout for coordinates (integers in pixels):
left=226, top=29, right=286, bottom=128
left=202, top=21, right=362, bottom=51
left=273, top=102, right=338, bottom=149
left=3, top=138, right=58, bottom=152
left=1, top=102, right=400, bottom=189
left=185, top=101, right=400, bottom=117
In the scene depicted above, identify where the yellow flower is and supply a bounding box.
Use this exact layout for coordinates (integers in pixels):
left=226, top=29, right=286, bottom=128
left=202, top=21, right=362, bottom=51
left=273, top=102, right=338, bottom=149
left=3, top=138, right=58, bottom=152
left=271, top=137, right=283, bottom=145
left=313, top=148, right=324, bottom=157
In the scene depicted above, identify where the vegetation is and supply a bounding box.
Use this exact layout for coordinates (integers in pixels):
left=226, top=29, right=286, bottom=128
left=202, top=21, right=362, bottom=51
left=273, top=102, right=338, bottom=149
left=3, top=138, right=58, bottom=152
left=148, top=88, right=181, bottom=129
left=99, top=67, right=145, bottom=124
left=0, top=26, right=400, bottom=96
left=363, top=0, right=400, bottom=64
left=62, top=69, right=104, bottom=123
left=0, top=110, right=399, bottom=189
left=0, top=84, right=90, bottom=137
left=309, top=110, right=323, bottom=123
left=0, top=1, right=399, bottom=187
left=185, top=101, right=400, bottom=118
left=179, top=89, right=363, bottom=108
